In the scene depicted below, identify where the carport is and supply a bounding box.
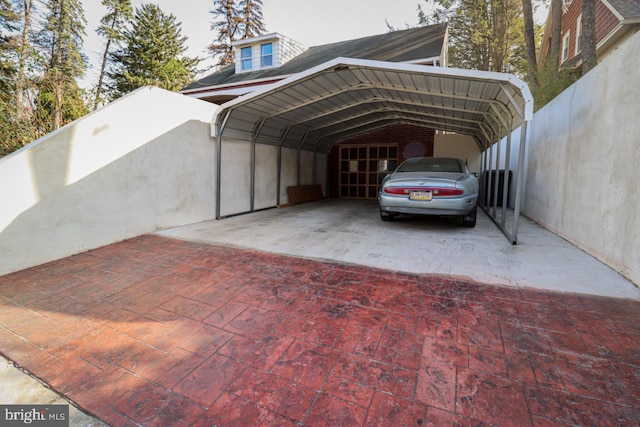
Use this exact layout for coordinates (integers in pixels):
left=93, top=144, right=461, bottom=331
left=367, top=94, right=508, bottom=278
left=214, top=57, right=533, bottom=243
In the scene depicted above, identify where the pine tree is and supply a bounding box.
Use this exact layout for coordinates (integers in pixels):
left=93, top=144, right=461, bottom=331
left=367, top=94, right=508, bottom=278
left=422, top=0, right=527, bottom=75
left=109, top=3, right=198, bottom=98
left=238, top=0, right=264, bottom=39
left=208, top=0, right=265, bottom=69
left=13, top=0, right=35, bottom=116
left=36, top=0, right=87, bottom=131
left=209, top=0, right=241, bottom=68
left=0, top=0, right=17, bottom=95
left=94, top=0, right=132, bottom=109
left=0, top=0, right=41, bottom=155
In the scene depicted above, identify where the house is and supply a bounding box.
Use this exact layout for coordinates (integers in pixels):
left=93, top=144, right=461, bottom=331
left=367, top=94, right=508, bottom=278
left=182, top=25, right=450, bottom=104
left=538, top=0, right=640, bottom=70
left=182, top=25, right=456, bottom=200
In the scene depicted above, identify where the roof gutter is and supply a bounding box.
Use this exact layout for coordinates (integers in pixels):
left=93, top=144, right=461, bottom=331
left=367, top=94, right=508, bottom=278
left=180, top=75, right=293, bottom=95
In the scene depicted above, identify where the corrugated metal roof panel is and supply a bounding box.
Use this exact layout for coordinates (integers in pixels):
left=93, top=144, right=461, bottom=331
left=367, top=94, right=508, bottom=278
left=217, top=58, right=532, bottom=154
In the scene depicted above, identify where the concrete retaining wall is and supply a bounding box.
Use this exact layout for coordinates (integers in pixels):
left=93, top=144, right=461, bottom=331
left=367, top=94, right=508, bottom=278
left=0, top=86, right=218, bottom=275
left=523, top=30, right=640, bottom=285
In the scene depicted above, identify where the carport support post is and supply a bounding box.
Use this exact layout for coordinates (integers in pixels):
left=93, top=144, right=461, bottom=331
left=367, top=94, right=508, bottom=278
left=277, top=145, right=282, bottom=206
left=492, top=136, right=502, bottom=217
left=512, top=120, right=529, bottom=244
left=481, top=145, right=488, bottom=209
left=250, top=120, right=266, bottom=213
left=297, top=147, right=302, bottom=186
left=250, top=139, right=256, bottom=212
left=215, top=110, right=231, bottom=220
left=501, top=130, right=512, bottom=227
left=486, top=141, right=494, bottom=213
left=313, top=151, right=318, bottom=184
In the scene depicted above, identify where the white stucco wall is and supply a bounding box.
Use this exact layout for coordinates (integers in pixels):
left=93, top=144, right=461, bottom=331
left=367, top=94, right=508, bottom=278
left=524, top=30, right=640, bottom=285
left=0, top=86, right=218, bottom=275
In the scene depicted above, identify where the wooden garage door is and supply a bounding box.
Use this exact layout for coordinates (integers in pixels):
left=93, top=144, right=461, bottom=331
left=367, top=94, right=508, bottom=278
left=339, top=144, right=398, bottom=199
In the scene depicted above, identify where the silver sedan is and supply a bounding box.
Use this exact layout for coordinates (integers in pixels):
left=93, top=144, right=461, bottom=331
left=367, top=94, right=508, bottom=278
left=378, top=157, right=479, bottom=227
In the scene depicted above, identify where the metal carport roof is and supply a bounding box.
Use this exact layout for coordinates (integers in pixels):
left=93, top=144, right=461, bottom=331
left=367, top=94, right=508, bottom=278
left=214, top=57, right=534, bottom=243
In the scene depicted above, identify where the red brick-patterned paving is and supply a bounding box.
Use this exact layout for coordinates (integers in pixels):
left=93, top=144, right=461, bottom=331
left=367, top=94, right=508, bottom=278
left=1, top=235, right=639, bottom=426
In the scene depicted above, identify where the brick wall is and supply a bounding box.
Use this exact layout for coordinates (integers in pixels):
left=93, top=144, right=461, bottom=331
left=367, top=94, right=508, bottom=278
left=336, top=124, right=435, bottom=163
left=327, top=124, right=435, bottom=198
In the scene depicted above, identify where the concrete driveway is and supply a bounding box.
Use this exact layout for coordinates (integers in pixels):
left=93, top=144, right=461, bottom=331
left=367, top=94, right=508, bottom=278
left=159, top=199, right=640, bottom=299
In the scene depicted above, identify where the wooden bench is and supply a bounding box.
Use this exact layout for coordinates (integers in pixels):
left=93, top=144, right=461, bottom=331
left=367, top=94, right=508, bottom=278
left=286, top=184, right=324, bottom=205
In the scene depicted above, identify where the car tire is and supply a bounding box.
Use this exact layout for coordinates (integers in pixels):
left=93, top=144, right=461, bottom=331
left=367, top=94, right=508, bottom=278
left=462, top=206, right=477, bottom=228
left=380, top=209, right=395, bottom=221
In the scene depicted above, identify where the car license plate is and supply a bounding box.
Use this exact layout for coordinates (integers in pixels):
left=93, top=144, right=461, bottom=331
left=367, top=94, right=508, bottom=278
left=410, top=190, right=432, bottom=201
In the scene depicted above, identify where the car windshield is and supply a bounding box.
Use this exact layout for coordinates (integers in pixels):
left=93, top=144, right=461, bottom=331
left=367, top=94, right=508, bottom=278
left=396, top=158, right=463, bottom=173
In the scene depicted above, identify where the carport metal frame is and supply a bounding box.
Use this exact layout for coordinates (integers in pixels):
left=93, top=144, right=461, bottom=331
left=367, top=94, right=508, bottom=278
left=213, top=58, right=533, bottom=243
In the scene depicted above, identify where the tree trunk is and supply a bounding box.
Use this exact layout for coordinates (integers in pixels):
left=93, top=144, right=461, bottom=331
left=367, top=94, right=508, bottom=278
left=52, top=4, right=64, bottom=130
left=550, top=0, right=562, bottom=66
left=581, top=0, right=597, bottom=74
left=15, top=0, right=33, bottom=116
left=94, top=17, right=115, bottom=110
left=522, top=0, right=537, bottom=83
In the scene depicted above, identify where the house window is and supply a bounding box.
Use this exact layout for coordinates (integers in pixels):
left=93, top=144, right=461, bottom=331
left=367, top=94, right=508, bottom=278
left=562, top=31, right=571, bottom=62
left=261, top=43, right=273, bottom=67
left=241, top=46, right=252, bottom=70
left=576, top=14, right=583, bottom=54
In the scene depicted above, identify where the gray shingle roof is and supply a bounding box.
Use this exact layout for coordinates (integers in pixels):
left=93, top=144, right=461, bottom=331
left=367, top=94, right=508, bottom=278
left=183, top=24, right=447, bottom=91
left=607, top=0, right=640, bottom=20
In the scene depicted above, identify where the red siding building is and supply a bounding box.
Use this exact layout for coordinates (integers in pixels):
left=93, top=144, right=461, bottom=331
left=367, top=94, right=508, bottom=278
left=538, top=0, right=640, bottom=69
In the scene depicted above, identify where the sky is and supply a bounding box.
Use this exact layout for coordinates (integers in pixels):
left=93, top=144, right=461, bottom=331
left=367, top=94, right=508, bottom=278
left=80, top=0, right=428, bottom=88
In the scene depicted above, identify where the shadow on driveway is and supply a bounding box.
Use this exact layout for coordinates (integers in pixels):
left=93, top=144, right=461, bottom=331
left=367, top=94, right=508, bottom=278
left=1, top=235, right=639, bottom=425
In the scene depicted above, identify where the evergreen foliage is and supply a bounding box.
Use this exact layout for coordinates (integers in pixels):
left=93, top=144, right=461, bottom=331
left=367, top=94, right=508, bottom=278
left=209, top=0, right=265, bottom=68
left=108, top=3, right=198, bottom=98
left=530, top=58, right=577, bottom=110
left=238, top=0, right=265, bottom=39
left=0, top=0, right=18, bottom=95
left=209, top=0, right=241, bottom=67
left=35, top=0, right=87, bottom=131
left=423, top=0, right=528, bottom=75
left=0, top=0, right=37, bottom=155
left=94, top=0, right=132, bottom=109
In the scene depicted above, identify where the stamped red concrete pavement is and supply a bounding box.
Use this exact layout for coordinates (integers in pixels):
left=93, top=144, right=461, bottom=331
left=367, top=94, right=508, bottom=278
left=1, top=235, right=639, bottom=426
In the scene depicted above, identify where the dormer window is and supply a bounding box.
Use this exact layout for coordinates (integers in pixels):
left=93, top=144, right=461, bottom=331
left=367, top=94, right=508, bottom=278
left=241, top=46, right=252, bottom=70
left=261, top=43, right=273, bottom=67
left=232, top=33, right=305, bottom=74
